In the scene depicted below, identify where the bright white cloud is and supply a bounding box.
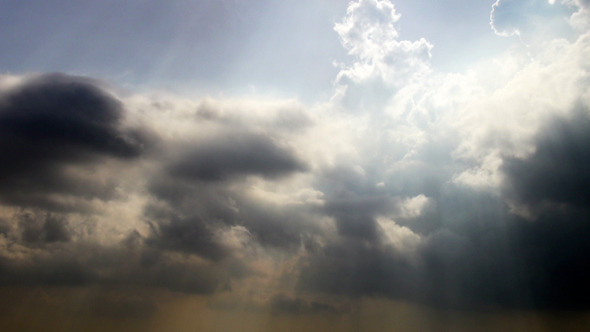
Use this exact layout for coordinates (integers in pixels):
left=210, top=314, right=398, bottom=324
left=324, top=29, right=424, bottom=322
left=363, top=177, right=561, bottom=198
left=333, top=0, right=432, bottom=112
left=562, top=0, right=590, bottom=29
left=377, top=216, right=422, bottom=255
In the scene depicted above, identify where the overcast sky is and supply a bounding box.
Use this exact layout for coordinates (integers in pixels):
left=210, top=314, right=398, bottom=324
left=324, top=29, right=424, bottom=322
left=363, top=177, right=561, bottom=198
left=1, top=1, right=590, bottom=331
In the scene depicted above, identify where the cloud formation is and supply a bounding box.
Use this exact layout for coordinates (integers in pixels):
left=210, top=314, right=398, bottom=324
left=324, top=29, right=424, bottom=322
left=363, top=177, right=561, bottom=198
left=167, top=133, right=306, bottom=182
left=0, top=73, right=151, bottom=212
left=1, top=0, right=590, bottom=320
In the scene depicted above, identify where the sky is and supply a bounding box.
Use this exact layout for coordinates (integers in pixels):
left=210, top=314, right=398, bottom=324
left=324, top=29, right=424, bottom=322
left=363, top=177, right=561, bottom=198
left=1, top=0, right=590, bottom=331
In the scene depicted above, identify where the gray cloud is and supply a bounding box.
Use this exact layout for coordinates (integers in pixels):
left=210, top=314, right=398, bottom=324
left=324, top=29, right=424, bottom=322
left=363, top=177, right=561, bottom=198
left=503, top=108, right=590, bottom=210
left=321, top=197, right=388, bottom=240
left=1, top=17, right=590, bottom=316
left=0, top=73, right=152, bottom=212
left=298, top=188, right=523, bottom=310
left=145, top=209, right=228, bottom=261
left=168, top=133, right=306, bottom=182
left=3, top=72, right=590, bottom=313
left=0, top=232, right=229, bottom=295
left=0, top=253, right=96, bottom=287
left=144, top=129, right=313, bottom=254
left=1, top=2, right=590, bottom=327
left=499, top=108, right=590, bottom=310
left=18, top=211, right=71, bottom=244
left=298, top=108, right=590, bottom=311
left=145, top=172, right=315, bottom=255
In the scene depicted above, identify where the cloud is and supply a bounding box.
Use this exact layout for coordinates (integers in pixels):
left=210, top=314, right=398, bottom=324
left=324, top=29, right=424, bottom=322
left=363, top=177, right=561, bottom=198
left=167, top=133, right=306, bottom=182
left=334, top=0, right=402, bottom=59
left=333, top=0, right=432, bottom=112
left=293, top=0, right=590, bottom=311
left=503, top=107, right=590, bottom=214
left=563, top=0, right=590, bottom=30
left=144, top=121, right=314, bottom=253
left=145, top=211, right=229, bottom=261
left=18, top=211, right=71, bottom=243
left=321, top=195, right=390, bottom=240
left=0, top=73, right=153, bottom=212
left=496, top=110, right=590, bottom=308
left=0, top=230, right=230, bottom=294
left=0, top=249, right=96, bottom=287
left=1, top=0, right=590, bottom=316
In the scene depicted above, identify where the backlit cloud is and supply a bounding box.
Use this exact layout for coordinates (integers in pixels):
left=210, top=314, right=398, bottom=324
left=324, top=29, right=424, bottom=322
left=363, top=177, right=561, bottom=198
left=1, top=0, right=590, bottom=328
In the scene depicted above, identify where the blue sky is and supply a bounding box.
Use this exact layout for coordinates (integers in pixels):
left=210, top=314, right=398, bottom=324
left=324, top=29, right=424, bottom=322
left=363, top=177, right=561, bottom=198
left=0, top=0, right=527, bottom=99
left=1, top=1, right=590, bottom=331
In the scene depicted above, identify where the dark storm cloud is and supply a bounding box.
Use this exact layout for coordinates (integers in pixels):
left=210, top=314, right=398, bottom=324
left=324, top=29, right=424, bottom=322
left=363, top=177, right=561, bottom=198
left=0, top=73, right=311, bottom=304
left=315, top=165, right=394, bottom=240
left=322, top=197, right=388, bottom=240
left=0, top=219, right=10, bottom=236
left=145, top=167, right=238, bottom=260
left=107, top=232, right=231, bottom=294
left=18, top=211, right=71, bottom=243
left=146, top=175, right=317, bottom=254
left=299, top=239, right=420, bottom=299
left=315, top=148, right=456, bottom=239
left=0, top=232, right=229, bottom=295
left=147, top=175, right=240, bottom=228
left=0, top=82, right=233, bottom=298
left=145, top=172, right=239, bottom=261
left=233, top=199, right=315, bottom=248
left=2, top=70, right=590, bottom=316
left=500, top=108, right=590, bottom=310
left=0, top=73, right=152, bottom=211
left=168, top=133, right=307, bottom=182
left=145, top=209, right=228, bottom=261
left=0, top=73, right=145, bottom=159
left=299, top=109, right=590, bottom=311
left=503, top=108, right=590, bottom=210
left=0, top=254, right=95, bottom=287
left=505, top=208, right=590, bottom=310
left=299, top=194, right=528, bottom=310
left=144, top=131, right=314, bottom=255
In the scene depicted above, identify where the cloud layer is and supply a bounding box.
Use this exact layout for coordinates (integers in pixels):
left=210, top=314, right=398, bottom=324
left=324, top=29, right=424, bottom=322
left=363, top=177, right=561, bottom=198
left=1, top=0, right=590, bottom=320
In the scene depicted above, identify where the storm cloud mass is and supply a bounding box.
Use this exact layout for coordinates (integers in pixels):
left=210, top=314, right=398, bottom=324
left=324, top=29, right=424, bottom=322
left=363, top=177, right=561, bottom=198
left=2, top=0, right=590, bottom=329
left=0, top=73, right=151, bottom=211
